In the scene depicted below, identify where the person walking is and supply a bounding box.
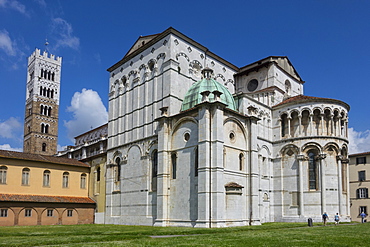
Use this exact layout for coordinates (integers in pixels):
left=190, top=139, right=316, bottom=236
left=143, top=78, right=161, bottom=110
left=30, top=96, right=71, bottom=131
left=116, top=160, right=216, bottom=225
left=334, top=213, right=340, bottom=225
left=360, top=212, right=366, bottom=223
left=322, top=212, right=329, bottom=226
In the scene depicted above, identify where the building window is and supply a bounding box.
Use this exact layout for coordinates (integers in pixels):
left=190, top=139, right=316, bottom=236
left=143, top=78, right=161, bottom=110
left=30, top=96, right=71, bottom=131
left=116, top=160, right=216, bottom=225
left=357, top=157, right=367, bottom=164
left=0, top=209, right=8, bottom=217
left=360, top=206, right=367, bottom=216
left=239, top=153, right=244, bottom=171
left=0, top=166, right=7, bottom=184
left=63, top=172, right=69, bottom=188
left=80, top=173, right=87, bottom=189
left=43, top=170, right=50, bottom=187
left=171, top=153, right=177, bottom=179
left=359, top=171, right=366, bottom=182
left=47, top=209, right=53, bottom=217
left=195, top=148, right=199, bottom=177
left=115, top=157, right=121, bottom=182
left=42, top=143, right=47, bottom=152
left=357, top=188, right=368, bottom=199
left=22, top=168, right=30, bottom=186
left=152, top=150, right=158, bottom=191
left=308, top=151, right=318, bottom=190
left=25, top=209, right=32, bottom=217
left=96, top=167, right=101, bottom=182
left=67, top=209, right=73, bottom=217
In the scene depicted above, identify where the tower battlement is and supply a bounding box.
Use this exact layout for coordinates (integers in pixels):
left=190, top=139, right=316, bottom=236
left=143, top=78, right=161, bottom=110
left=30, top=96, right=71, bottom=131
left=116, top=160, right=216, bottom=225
left=28, top=48, right=62, bottom=64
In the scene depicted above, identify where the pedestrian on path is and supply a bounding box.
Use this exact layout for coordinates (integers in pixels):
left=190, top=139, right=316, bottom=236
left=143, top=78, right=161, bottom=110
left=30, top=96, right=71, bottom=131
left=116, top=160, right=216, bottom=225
left=322, top=212, right=329, bottom=226
left=360, top=212, right=366, bottom=223
left=334, top=213, right=340, bottom=225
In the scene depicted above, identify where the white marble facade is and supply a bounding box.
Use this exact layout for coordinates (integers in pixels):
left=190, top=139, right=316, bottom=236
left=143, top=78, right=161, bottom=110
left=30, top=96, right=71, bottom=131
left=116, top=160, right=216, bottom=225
left=105, top=28, right=350, bottom=227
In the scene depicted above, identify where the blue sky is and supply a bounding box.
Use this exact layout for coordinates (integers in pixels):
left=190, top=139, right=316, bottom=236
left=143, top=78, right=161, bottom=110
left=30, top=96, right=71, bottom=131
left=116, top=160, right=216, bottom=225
left=0, top=0, right=369, bottom=154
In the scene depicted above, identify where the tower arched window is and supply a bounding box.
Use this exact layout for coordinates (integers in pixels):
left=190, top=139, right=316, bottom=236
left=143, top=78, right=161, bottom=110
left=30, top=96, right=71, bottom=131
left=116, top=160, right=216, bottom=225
left=48, top=71, right=51, bottom=80
left=308, top=150, right=318, bottom=190
left=45, top=124, right=49, bottom=134
left=51, top=89, right=54, bottom=98
left=40, top=105, right=44, bottom=114
left=42, top=143, right=47, bottom=152
left=41, top=123, right=45, bottom=133
left=43, top=106, right=48, bottom=115
left=52, top=72, right=55, bottom=81
left=48, top=107, right=52, bottom=116
left=41, top=69, right=44, bottom=78
left=43, top=88, right=46, bottom=96
left=47, top=88, right=50, bottom=98
left=40, top=86, right=43, bottom=95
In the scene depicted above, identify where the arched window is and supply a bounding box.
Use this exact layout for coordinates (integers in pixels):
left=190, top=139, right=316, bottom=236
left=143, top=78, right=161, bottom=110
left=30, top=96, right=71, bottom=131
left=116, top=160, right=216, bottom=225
left=41, top=69, right=44, bottom=78
left=40, top=86, right=43, bottom=95
left=115, top=157, right=121, bottom=182
left=48, top=71, right=51, bottom=80
left=43, top=87, right=46, bottom=96
left=0, top=166, right=7, bottom=184
left=308, top=151, right=318, bottom=190
left=48, top=107, right=52, bottom=116
left=239, top=153, right=244, bottom=171
left=195, top=148, right=199, bottom=177
left=80, top=173, right=87, bottom=189
left=171, top=153, right=177, bottom=179
left=42, top=143, right=47, bottom=152
left=51, top=89, right=54, bottom=98
left=22, top=168, right=30, bottom=186
left=40, top=105, right=44, bottom=114
left=45, top=125, right=49, bottom=134
left=43, top=170, right=50, bottom=187
left=52, top=72, right=55, bottom=81
left=41, top=124, right=45, bottom=133
left=47, top=88, right=50, bottom=98
left=43, top=106, right=48, bottom=115
left=152, top=150, right=158, bottom=191
left=281, top=113, right=288, bottom=137
left=63, top=172, right=69, bottom=188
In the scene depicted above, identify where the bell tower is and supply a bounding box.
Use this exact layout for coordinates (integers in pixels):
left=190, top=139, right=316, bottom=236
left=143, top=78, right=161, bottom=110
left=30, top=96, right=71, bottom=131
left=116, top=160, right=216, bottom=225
left=23, top=48, right=62, bottom=155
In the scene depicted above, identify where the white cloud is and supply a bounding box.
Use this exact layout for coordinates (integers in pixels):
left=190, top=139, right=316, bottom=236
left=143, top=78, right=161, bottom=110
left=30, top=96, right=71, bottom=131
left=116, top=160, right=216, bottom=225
left=33, top=0, right=46, bottom=7
left=348, top=127, right=370, bottom=154
left=52, top=18, right=80, bottom=50
left=64, top=89, right=108, bottom=141
left=0, top=144, right=22, bottom=152
left=0, top=0, right=27, bottom=15
left=0, top=29, right=16, bottom=56
left=0, top=117, right=22, bottom=139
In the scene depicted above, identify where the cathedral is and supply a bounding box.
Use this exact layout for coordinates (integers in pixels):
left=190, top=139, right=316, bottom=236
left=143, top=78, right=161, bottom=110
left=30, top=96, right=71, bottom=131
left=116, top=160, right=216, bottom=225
left=103, top=27, right=350, bottom=227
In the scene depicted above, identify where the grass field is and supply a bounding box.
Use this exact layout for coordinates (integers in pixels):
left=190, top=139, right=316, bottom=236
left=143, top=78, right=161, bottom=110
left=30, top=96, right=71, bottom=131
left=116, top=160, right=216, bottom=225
left=0, top=222, right=368, bottom=246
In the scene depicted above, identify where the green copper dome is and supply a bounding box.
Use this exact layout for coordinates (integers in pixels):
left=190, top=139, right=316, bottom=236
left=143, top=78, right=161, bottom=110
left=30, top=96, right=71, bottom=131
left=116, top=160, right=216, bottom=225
left=181, top=68, right=237, bottom=111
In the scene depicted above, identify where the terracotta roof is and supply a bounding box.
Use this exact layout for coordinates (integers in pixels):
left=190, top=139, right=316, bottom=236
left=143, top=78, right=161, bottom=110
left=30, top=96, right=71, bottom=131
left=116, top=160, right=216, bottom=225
left=273, top=94, right=350, bottom=110
left=349, top=151, right=370, bottom=157
left=0, top=149, right=89, bottom=168
left=0, top=194, right=95, bottom=204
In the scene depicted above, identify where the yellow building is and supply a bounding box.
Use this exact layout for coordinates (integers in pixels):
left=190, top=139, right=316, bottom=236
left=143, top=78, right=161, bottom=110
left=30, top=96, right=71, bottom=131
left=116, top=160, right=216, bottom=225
left=349, top=151, right=370, bottom=222
left=0, top=150, right=95, bottom=226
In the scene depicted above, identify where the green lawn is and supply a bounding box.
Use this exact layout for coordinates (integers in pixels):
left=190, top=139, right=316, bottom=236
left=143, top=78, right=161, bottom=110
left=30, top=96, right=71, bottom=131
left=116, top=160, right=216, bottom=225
left=0, top=222, right=368, bottom=246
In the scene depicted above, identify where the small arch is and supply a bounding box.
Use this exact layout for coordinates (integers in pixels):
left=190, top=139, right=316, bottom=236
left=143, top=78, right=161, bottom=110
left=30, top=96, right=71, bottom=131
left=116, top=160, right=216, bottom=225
left=62, top=172, right=69, bottom=188
left=175, top=52, right=190, bottom=62
left=239, top=153, right=244, bottom=171
left=171, top=152, right=177, bottom=179
left=43, top=170, right=50, bottom=187
left=80, top=173, right=87, bottom=189
left=0, top=166, right=8, bottom=184
left=22, top=168, right=30, bottom=186
left=42, top=143, right=47, bottom=152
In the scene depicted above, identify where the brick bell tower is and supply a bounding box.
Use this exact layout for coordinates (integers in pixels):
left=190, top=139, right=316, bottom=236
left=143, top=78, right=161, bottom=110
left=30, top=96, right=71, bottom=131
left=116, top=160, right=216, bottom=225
left=23, top=48, right=62, bottom=155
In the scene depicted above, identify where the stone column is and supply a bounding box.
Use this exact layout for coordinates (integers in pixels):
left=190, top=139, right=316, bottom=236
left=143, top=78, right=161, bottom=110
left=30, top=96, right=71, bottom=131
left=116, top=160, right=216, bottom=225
left=297, top=155, right=307, bottom=216
left=320, top=114, right=324, bottom=136
left=336, top=155, right=343, bottom=215
left=330, top=114, right=334, bottom=136
left=155, top=115, right=170, bottom=226
left=287, top=117, right=292, bottom=138
left=318, top=154, right=327, bottom=213
left=309, top=114, right=313, bottom=136
left=298, top=115, right=302, bottom=137
left=249, top=117, right=260, bottom=225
